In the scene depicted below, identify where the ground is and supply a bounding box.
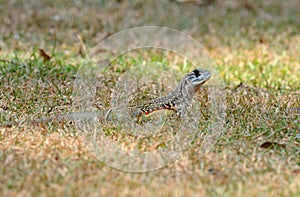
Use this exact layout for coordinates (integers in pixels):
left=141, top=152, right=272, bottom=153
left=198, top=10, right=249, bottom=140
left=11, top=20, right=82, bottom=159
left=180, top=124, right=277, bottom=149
left=0, top=0, right=299, bottom=196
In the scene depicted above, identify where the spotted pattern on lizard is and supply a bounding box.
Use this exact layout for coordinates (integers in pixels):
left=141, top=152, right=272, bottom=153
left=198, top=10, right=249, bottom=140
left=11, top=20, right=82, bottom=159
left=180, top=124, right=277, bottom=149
left=132, top=68, right=211, bottom=119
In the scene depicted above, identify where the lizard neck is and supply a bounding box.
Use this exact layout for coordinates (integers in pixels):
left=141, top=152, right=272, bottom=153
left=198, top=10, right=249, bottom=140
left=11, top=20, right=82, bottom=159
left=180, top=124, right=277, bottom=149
left=173, top=77, right=201, bottom=105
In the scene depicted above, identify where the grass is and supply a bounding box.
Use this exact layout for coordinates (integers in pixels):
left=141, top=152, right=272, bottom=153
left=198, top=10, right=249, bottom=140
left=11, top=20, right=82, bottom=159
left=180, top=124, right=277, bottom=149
left=0, top=0, right=300, bottom=196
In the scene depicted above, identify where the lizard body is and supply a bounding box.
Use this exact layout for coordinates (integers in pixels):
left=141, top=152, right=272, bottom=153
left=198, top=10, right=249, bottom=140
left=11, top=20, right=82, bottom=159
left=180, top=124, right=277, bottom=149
left=0, top=68, right=211, bottom=127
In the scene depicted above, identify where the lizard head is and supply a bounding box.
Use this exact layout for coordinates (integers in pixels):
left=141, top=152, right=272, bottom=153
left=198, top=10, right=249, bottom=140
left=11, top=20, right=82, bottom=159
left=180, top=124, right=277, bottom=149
left=186, top=68, right=211, bottom=86
left=172, top=68, right=211, bottom=113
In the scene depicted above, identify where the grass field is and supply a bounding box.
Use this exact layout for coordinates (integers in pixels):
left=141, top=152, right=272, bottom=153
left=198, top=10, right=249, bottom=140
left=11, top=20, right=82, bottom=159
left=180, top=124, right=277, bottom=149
left=0, top=0, right=299, bottom=196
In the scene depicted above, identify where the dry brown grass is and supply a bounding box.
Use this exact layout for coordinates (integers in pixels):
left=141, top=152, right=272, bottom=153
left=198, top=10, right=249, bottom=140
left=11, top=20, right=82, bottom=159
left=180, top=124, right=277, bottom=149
left=0, top=0, right=299, bottom=196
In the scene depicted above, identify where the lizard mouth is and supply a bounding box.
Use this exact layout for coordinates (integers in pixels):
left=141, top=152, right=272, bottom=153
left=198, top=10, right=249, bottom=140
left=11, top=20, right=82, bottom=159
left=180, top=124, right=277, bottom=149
left=188, top=69, right=211, bottom=85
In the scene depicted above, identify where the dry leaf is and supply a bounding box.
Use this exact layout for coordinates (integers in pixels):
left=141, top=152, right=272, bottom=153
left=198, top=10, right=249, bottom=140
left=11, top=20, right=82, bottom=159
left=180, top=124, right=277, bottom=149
left=260, top=141, right=286, bottom=149
left=39, top=48, right=51, bottom=62
left=242, top=1, right=258, bottom=11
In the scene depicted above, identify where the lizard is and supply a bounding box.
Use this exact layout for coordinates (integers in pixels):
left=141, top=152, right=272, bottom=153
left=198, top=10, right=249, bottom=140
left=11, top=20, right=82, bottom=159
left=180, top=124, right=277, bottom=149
left=0, top=68, right=211, bottom=128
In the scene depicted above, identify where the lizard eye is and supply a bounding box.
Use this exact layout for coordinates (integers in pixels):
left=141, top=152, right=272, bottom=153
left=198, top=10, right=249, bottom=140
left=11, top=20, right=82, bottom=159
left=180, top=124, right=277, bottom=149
left=188, top=75, right=195, bottom=80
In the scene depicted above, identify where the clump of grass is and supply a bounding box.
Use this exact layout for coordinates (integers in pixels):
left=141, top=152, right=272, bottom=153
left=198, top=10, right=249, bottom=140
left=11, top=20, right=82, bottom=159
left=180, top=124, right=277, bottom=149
left=0, top=49, right=79, bottom=124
